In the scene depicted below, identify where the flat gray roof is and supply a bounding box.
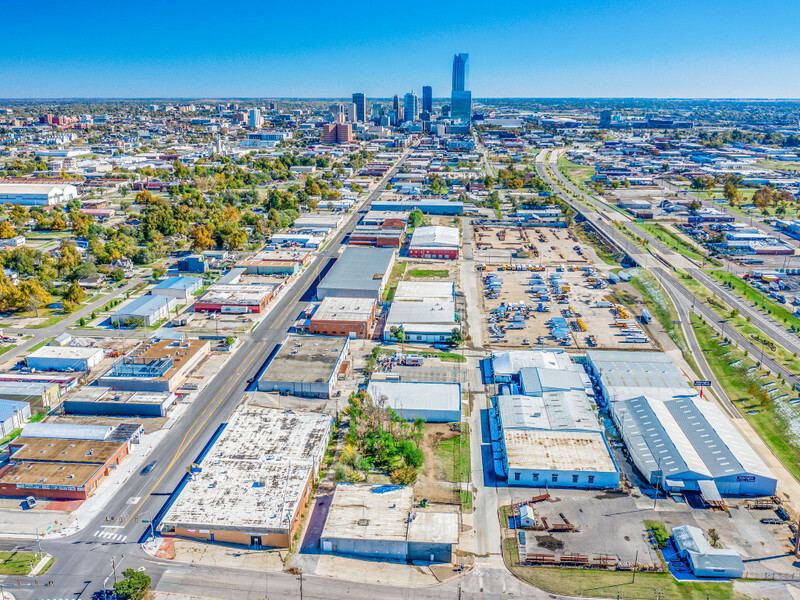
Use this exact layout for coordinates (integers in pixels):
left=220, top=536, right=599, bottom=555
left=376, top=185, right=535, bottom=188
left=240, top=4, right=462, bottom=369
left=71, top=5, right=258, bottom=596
left=317, top=247, right=394, bottom=294
left=162, top=404, right=332, bottom=533
left=321, top=483, right=458, bottom=545
left=367, top=381, right=461, bottom=414
left=312, top=297, right=376, bottom=322
left=260, top=335, right=347, bottom=384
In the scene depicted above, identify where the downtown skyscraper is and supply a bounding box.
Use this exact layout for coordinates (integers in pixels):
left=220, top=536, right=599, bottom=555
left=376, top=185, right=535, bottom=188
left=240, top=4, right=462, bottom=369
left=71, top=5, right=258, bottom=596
left=451, top=53, right=472, bottom=124
left=422, top=85, right=433, bottom=114
left=352, top=92, right=367, bottom=123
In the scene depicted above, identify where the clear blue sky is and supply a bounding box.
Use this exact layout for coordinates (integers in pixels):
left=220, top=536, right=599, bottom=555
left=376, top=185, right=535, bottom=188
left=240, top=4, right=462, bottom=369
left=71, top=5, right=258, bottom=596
left=2, top=0, right=799, bottom=99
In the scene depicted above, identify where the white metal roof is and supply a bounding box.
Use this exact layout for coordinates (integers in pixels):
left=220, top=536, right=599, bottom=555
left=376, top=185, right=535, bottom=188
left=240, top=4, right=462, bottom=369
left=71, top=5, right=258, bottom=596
left=410, top=226, right=460, bottom=248
left=366, top=381, right=461, bottom=415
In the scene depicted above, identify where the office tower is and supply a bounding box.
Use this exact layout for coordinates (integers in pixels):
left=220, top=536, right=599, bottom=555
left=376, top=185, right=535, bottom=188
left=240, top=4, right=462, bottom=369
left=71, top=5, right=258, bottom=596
left=422, top=86, right=433, bottom=113
left=372, top=103, right=383, bottom=123
left=352, top=93, right=367, bottom=123
left=346, top=103, right=357, bottom=123
left=322, top=123, right=337, bottom=144
left=322, top=122, right=352, bottom=144
left=599, top=110, right=612, bottom=128
left=450, top=53, right=471, bottom=124
left=404, top=92, right=418, bottom=122
left=248, top=108, right=263, bottom=128
left=451, top=91, right=472, bottom=123
left=393, top=94, right=400, bottom=118
left=442, top=104, right=451, bottom=117
left=452, top=53, right=469, bottom=92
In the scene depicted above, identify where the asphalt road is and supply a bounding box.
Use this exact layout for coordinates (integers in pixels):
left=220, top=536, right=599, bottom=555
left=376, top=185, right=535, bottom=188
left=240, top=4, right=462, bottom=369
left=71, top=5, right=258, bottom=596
left=535, top=149, right=799, bottom=392
left=0, top=148, right=412, bottom=600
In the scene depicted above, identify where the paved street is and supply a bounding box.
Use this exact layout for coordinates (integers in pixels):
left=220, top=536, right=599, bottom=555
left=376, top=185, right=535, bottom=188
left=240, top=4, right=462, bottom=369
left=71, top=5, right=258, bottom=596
left=0, top=150, right=412, bottom=600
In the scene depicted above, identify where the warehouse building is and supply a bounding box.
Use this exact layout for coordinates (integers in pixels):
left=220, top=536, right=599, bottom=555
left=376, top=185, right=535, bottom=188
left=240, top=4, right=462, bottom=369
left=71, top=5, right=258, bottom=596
left=257, top=335, right=349, bottom=398
left=0, top=380, right=62, bottom=412
left=320, top=484, right=458, bottom=563
left=63, top=387, right=177, bottom=418
left=488, top=350, right=618, bottom=489
left=0, top=423, right=142, bottom=500
left=160, top=404, right=332, bottom=547
left=383, top=299, right=459, bottom=343
left=482, top=349, right=579, bottom=384
left=98, top=338, right=210, bottom=392
left=194, top=283, right=278, bottom=313
left=151, top=276, right=203, bottom=302
left=0, top=183, right=78, bottom=206
left=394, top=281, right=454, bottom=303
left=672, top=525, right=744, bottom=579
left=0, top=399, right=30, bottom=437
left=366, top=381, right=461, bottom=422
left=307, top=297, right=377, bottom=339
left=371, top=200, right=463, bottom=215
left=236, top=248, right=312, bottom=275
left=408, top=226, right=460, bottom=260
left=316, top=247, right=395, bottom=300
left=25, top=346, right=105, bottom=372
left=585, top=350, right=776, bottom=497
left=617, top=395, right=776, bottom=496
left=112, top=294, right=177, bottom=327
left=349, top=225, right=405, bottom=247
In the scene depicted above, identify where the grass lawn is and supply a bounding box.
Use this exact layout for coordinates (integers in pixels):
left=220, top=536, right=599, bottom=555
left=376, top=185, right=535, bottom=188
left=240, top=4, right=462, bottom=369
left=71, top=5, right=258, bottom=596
left=502, top=538, right=742, bottom=600
left=0, top=551, right=53, bottom=575
left=29, top=337, right=55, bottom=352
left=754, top=159, right=800, bottom=172
left=708, top=270, right=798, bottom=328
left=377, top=347, right=467, bottom=363
left=624, top=269, right=699, bottom=375
left=0, top=428, right=22, bottom=446
left=382, top=260, right=407, bottom=302
left=691, top=315, right=800, bottom=482
left=408, top=268, right=449, bottom=278
left=26, top=313, right=68, bottom=329
left=636, top=223, right=719, bottom=266
left=0, top=344, right=14, bottom=356
left=434, top=426, right=471, bottom=483
left=557, top=157, right=596, bottom=189
left=571, top=223, right=619, bottom=266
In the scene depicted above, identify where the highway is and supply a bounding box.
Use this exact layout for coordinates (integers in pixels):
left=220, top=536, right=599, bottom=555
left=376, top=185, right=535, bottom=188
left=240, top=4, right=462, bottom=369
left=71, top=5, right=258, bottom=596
left=0, top=148, right=412, bottom=600
left=534, top=149, right=800, bottom=392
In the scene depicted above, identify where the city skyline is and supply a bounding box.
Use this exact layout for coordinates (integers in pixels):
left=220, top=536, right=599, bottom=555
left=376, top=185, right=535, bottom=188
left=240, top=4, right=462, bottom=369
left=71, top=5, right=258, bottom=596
left=2, top=0, right=800, bottom=98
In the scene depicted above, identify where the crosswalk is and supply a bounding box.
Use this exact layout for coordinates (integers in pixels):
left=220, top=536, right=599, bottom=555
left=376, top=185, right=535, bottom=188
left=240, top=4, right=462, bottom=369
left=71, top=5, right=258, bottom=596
left=93, top=529, right=128, bottom=542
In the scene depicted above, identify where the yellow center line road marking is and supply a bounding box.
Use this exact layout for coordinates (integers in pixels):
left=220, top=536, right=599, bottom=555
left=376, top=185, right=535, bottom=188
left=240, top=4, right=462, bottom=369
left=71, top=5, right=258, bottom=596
left=123, top=341, right=265, bottom=526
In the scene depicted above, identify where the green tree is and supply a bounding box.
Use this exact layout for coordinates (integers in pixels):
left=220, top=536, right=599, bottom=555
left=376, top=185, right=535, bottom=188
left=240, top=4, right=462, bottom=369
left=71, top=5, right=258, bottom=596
left=110, top=268, right=126, bottom=282
left=113, top=568, right=151, bottom=600
left=448, top=327, right=464, bottom=347
left=17, top=279, right=52, bottom=317
left=64, top=280, right=86, bottom=305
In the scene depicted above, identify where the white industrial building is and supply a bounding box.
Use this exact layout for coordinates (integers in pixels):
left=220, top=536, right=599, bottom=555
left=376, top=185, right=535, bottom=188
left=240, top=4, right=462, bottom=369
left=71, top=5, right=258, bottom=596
left=161, top=403, right=332, bottom=547
left=617, top=395, right=776, bottom=496
left=0, top=183, right=78, bottom=206
left=394, top=281, right=454, bottom=303
left=672, top=525, right=744, bottom=578
left=320, top=484, right=458, bottom=563
left=25, top=346, right=105, bottom=372
left=383, top=299, right=459, bottom=343
left=482, top=349, right=578, bottom=384
left=257, top=335, right=349, bottom=398
left=585, top=350, right=777, bottom=497
left=489, top=350, right=619, bottom=489
left=366, top=381, right=461, bottom=422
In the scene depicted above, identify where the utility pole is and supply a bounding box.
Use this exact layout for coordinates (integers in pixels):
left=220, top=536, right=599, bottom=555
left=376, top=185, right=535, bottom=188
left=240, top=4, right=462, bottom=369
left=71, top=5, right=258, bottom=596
left=111, top=555, right=118, bottom=588
left=794, top=512, right=800, bottom=557
left=632, top=549, right=639, bottom=583
left=298, top=570, right=304, bottom=600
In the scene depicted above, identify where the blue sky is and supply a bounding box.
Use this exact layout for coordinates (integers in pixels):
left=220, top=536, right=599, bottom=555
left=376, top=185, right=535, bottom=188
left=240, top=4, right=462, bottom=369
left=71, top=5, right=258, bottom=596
left=2, top=0, right=799, bottom=98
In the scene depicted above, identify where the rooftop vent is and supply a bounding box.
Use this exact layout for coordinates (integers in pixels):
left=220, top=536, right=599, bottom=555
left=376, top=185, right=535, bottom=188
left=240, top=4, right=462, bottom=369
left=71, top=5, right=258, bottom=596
left=357, top=518, right=369, bottom=526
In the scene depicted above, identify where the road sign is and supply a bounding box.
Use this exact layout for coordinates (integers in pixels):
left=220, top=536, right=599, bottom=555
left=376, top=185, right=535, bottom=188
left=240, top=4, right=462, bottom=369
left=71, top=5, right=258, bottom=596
left=694, top=380, right=712, bottom=387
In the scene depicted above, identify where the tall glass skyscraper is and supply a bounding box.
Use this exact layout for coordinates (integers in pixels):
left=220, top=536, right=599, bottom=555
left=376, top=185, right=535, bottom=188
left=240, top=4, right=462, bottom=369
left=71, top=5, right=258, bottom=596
left=351, top=92, right=367, bottom=122
left=422, top=86, right=433, bottom=113
left=451, top=53, right=471, bottom=124
left=452, top=53, right=469, bottom=92
left=404, top=92, right=418, bottom=122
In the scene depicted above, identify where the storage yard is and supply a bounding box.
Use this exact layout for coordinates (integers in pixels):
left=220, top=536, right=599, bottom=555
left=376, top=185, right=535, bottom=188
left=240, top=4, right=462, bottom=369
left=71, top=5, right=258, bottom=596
left=472, top=225, right=599, bottom=267
left=481, top=267, right=655, bottom=349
